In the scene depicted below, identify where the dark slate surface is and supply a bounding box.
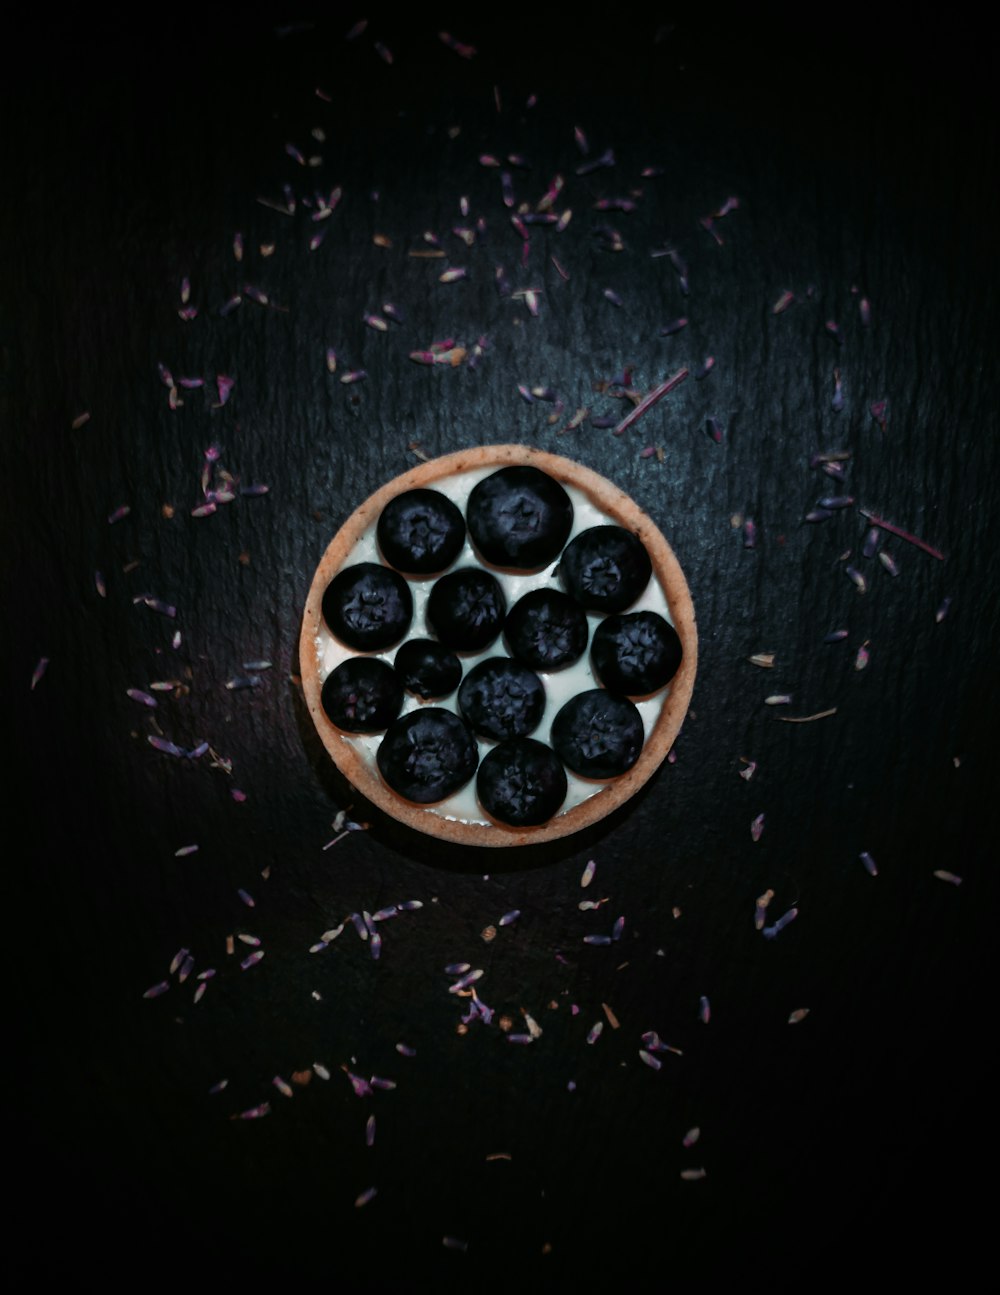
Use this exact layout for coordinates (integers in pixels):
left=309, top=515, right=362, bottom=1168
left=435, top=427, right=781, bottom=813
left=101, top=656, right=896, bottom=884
left=6, top=10, right=996, bottom=1287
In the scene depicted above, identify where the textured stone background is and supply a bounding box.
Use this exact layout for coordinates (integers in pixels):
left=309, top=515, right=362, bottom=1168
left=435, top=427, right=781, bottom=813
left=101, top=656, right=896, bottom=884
left=6, top=9, right=995, bottom=1286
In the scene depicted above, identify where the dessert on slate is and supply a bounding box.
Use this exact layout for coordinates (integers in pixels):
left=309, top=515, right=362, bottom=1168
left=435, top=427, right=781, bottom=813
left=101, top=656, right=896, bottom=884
left=300, top=445, right=698, bottom=847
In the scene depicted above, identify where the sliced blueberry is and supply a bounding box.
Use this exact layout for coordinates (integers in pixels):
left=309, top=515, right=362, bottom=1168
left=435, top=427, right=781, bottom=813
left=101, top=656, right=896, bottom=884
left=321, top=658, right=402, bottom=733
left=426, top=567, right=506, bottom=652
left=377, top=708, right=479, bottom=803
left=466, top=466, right=573, bottom=570
left=323, top=562, right=413, bottom=651
left=458, top=658, right=546, bottom=742
left=591, top=611, right=682, bottom=695
left=504, top=588, right=589, bottom=671
left=394, top=638, right=462, bottom=699
left=550, top=689, right=644, bottom=779
left=477, top=737, right=568, bottom=827
left=377, top=488, right=466, bottom=575
left=559, top=526, right=652, bottom=613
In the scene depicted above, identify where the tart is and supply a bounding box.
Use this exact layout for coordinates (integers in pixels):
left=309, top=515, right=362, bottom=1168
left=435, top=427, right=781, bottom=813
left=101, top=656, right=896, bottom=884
left=299, top=445, right=697, bottom=847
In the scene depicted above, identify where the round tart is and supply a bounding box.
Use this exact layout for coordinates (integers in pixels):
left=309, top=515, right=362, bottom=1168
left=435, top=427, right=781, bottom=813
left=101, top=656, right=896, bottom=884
left=300, top=445, right=698, bottom=847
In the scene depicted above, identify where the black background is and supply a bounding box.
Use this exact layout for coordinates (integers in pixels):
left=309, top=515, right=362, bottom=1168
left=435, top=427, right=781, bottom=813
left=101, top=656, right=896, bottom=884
left=6, top=8, right=996, bottom=1287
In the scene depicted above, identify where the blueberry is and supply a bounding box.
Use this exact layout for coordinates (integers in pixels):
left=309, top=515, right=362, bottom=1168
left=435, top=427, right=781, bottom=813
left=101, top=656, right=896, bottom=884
left=458, top=658, right=546, bottom=742
left=321, top=658, right=403, bottom=733
left=504, top=588, right=589, bottom=671
left=323, top=562, right=413, bottom=651
left=466, top=466, right=573, bottom=570
left=377, top=488, right=466, bottom=575
left=477, top=737, right=568, bottom=827
left=591, top=611, right=682, bottom=695
left=426, top=567, right=506, bottom=652
left=394, top=638, right=462, bottom=699
left=550, top=689, right=644, bottom=779
left=377, top=708, right=479, bottom=803
left=559, top=526, right=652, bottom=613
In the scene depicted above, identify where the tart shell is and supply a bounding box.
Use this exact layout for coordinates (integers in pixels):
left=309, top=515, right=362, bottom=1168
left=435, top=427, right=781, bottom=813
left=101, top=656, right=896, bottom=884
left=300, top=445, right=698, bottom=847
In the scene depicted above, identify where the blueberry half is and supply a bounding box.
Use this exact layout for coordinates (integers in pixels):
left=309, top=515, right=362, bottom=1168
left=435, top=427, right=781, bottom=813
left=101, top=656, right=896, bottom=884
left=377, top=488, right=466, bottom=575
left=559, top=526, right=652, bottom=613
left=466, top=466, right=573, bottom=570
left=377, top=708, right=479, bottom=803
left=504, top=588, right=589, bottom=671
left=321, top=658, right=403, bottom=733
left=591, top=611, right=682, bottom=695
left=323, top=562, right=413, bottom=651
left=394, top=638, right=462, bottom=700
left=477, top=737, right=568, bottom=827
left=426, top=567, right=506, bottom=652
left=458, top=658, right=546, bottom=742
left=550, top=689, right=644, bottom=779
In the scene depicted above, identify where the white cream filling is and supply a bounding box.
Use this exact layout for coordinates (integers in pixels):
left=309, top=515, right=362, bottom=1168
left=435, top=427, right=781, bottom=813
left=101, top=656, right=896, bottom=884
left=315, top=467, right=674, bottom=825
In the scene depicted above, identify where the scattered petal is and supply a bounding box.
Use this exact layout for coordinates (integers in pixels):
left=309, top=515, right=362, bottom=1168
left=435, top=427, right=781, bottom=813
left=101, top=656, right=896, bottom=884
left=237, top=1103, right=271, bottom=1120
left=763, top=907, right=799, bottom=939
left=755, top=889, right=775, bottom=930
left=613, top=369, right=688, bottom=436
